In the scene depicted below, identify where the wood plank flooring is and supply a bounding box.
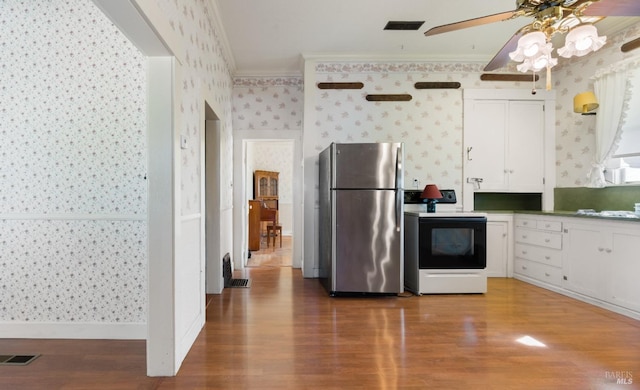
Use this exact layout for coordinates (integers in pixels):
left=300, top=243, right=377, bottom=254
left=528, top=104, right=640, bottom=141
left=2, top=267, right=639, bottom=389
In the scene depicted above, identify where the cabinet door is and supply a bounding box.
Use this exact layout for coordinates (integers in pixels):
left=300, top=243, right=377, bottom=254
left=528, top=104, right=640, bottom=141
left=609, top=229, right=640, bottom=312
left=562, top=224, right=604, bottom=299
left=486, top=221, right=508, bottom=277
left=507, top=101, right=544, bottom=191
left=465, top=100, right=508, bottom=190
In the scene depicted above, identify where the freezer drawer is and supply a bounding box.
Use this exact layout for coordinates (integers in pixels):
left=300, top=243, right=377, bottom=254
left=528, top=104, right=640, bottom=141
left=333, top=189, right=403, bottom=293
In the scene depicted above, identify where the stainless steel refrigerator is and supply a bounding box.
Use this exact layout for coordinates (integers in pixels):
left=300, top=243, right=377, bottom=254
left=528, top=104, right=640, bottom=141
left=319, top=142, right=404, bottom=295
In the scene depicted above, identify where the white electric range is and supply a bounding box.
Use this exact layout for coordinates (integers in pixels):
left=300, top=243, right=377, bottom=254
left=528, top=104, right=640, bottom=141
left=403, top=190, right=487, bottom=294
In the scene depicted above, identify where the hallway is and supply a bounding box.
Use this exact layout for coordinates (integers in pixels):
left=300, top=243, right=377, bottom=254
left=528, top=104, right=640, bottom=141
left=2, top=269, right=639, bottom=388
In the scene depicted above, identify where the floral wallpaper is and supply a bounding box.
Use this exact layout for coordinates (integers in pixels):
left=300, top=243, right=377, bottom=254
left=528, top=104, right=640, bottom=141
left=552, top=22, right=640, bottom=187
left=0, top=0, right=147, bottom=324
left=154, top=0, right=235, bottom=214
left=309, top=62, right=510, bottom=197
left=0, top=219, right=147, bottom=322
left=232, top=77, right=304, bottom=131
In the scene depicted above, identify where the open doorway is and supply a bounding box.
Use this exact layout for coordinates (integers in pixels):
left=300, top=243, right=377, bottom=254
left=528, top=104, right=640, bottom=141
left=245, top=140, right=293, bottom=268
left=204, top=102, right=222, bottom=294
left=232, top=131, right=303, bottom=272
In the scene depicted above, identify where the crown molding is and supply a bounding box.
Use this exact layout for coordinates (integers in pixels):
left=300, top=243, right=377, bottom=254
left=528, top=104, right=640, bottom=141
left=301, top=52, right=491, bottom=64
left=209, top=0, right=236, bottom=73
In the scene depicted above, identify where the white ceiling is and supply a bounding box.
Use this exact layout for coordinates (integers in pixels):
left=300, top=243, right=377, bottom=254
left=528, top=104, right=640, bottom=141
left=213, top=0, right=640, bottom=76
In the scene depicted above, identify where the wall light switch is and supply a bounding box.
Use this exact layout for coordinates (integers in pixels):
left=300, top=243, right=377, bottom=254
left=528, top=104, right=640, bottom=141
left=180, top=135, right=188, bottom=149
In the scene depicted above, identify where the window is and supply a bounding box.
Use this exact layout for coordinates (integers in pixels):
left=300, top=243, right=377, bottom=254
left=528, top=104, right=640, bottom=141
left=606, top=67, right=640, bottom=184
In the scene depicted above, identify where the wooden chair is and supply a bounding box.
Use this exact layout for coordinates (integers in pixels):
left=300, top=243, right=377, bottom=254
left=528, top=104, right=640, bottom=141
left=259, top=203, right=281, bottom=248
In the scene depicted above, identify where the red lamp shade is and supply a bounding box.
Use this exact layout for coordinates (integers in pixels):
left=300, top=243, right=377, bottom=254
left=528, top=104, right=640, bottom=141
left=420, top=184, right=442, bottom=200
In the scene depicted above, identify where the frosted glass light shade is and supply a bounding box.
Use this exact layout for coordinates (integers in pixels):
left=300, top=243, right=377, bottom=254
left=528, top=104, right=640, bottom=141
left=509, top=31, right=551, bottom=62
left=558, top=24, right=606, bottom=58
left=516, top=52, right=558, bottom=73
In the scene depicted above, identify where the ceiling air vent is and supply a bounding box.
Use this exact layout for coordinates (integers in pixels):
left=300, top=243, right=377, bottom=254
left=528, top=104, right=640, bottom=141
left=384, top=21, right=425, bottom=31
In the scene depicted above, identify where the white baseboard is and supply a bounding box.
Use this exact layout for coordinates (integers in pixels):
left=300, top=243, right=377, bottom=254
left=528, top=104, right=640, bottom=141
left=513, top=275, right=640, bottom=321
left=0, top=322, right=146, bottom=339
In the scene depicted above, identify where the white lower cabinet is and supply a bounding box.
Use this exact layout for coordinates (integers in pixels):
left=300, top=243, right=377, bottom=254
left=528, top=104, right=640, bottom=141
left=513, top=215, right=563, bottom=287
left=512, top=214, right=640, bottom=320
left=562, top=223, right=603, bottom=299
left=563, top=221, right=640, bottom=314
left=486, top=215, right=511, bottom=277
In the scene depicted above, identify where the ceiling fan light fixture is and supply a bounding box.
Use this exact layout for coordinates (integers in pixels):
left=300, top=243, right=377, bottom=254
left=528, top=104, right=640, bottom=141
left=516, top=52, right=557, bottom=73
left=558, top=24, right=606, bottom=58
left=509, top=31, right=548, bottom=62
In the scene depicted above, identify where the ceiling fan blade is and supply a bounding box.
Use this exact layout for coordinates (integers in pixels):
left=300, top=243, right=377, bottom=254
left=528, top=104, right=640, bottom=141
left=424, top=11, right=517, bottom=36
left=581, top=0, right=640, bottom=16
left=483, top=31, right=524, bottom=71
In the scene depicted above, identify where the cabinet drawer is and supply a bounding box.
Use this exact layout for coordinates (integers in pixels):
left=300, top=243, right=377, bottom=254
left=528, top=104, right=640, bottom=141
left=514, top=228, right=562, bottom=249
left=514, top=259, right=562, bottom=287
left=514, top=243, right=562, bottom=267
left=515, top=217, right=537, bottom=229
left=536, top=220, right=562, bottom=232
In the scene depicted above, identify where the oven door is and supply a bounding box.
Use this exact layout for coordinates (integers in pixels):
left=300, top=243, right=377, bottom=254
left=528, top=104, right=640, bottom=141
left=418, top=217, right=487, bottom=269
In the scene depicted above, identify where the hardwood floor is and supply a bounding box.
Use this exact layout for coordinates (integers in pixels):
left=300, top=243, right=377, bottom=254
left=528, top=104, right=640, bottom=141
left=2, top=268, right=639, bottom=389
left=246, top=235, right=292, bottom=267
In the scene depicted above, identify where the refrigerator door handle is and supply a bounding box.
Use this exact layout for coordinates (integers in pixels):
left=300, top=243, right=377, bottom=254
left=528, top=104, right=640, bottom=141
left=395, top=145, right=403, bottom=231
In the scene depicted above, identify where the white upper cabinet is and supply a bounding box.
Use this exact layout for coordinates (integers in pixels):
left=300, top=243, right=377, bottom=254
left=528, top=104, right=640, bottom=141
left=462, top=89, right=556, bottom=211
left=464, top=99, right=544, bottom=192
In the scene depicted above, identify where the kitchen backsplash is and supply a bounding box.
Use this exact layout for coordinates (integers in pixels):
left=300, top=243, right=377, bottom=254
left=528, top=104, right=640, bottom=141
left=555, top=186, right=640, bottom=212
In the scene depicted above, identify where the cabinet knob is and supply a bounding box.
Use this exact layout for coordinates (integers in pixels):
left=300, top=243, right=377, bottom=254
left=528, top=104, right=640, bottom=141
left=545, top=272, right=550, bottom=277
left=605, top=248, right=612, bottom=253
left=598, top=247, right=604, bottom=252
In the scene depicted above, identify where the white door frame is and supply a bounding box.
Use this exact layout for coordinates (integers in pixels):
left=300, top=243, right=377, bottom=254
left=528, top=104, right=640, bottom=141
left=233, top=131, right=303, bottom=270
left=92, top=0, right=184, bottom=376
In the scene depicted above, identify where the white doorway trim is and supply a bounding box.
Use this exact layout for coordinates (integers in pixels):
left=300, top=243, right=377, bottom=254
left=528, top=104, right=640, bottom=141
left=92, top=0, right=184, bottom=377
left=203, top=104, right=223, bottom=294
left=233, top=131, right=303, bottom=270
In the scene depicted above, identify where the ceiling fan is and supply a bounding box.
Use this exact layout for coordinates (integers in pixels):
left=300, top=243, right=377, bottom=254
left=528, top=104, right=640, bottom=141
left=425, top=0, right=640, bottom=72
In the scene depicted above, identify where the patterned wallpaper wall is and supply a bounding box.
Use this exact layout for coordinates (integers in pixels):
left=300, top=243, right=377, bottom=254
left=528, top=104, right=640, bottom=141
left=233, top=77, right=304, bottom=132
left=552, top=22, right=640, bottom=187
left=232, top=20, right=640, bottom=201
left=308, top=63, right=517, bottom=198
left=154, top=0, right=235, bottom=215
left=0, top=0, right=147, bottom=323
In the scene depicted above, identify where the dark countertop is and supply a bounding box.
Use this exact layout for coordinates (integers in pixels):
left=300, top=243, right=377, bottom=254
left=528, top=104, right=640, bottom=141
left=483, top=209, right=640, bottom=222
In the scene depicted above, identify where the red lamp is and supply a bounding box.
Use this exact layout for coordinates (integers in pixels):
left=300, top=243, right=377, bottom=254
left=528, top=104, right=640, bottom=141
left=420, top=184, right=442, bottom=213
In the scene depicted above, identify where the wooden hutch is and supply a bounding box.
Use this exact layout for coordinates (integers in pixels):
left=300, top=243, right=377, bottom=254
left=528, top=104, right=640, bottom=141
left=248, top=170, right=279, bottom=251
